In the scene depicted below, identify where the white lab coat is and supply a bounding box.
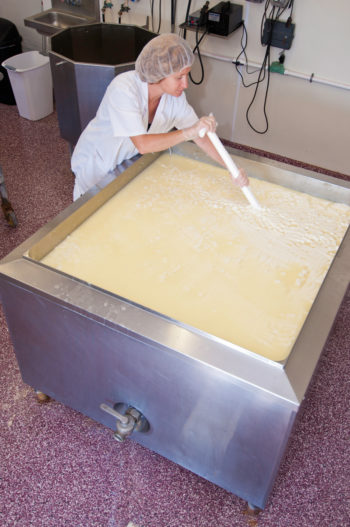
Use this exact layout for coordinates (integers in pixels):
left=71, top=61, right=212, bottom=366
left=72, top=70, right=198, bottom=200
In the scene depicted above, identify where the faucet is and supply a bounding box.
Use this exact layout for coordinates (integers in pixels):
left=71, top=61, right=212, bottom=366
left=100, top=403, right=149, bottom=442
left=118, top=1, right=130, bottom=23
left=102, top=1, right=114, bottom=22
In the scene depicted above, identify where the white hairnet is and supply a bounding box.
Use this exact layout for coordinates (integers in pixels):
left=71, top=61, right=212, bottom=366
left=135, top=33, right=194, bottom=83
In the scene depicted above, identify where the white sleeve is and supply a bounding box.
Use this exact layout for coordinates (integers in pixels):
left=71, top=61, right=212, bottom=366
left=172, top=93, right=199, bottom=130
left=106, top=79, right=146, bottom=138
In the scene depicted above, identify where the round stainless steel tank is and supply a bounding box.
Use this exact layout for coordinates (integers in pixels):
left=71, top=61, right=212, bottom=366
left=49, top=23, right=157, bottom=149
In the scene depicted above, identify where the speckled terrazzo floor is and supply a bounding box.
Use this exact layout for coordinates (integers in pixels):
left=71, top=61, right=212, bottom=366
left=0, top=103, right=349, bottom=527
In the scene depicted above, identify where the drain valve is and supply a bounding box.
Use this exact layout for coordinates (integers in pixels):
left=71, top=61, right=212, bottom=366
left=100, top=403, right=149, bottom=442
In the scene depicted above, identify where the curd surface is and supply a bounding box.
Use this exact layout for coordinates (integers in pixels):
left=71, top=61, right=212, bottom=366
left=41, top=153, right=350, bottom=361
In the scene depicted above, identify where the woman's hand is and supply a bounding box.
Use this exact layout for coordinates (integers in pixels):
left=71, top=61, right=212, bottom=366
left=182, top=115, right=217, bottom=141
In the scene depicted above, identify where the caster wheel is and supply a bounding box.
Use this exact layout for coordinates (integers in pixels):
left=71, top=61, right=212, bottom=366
left=36, top=391, right=51, bottom=403
left=5, top=210, right=18, bottom=228
left=243, top=503, right=261, bottom=526
left=1, top=198, right=18, bottom=227
left=246, top=502, right=261, bottom=514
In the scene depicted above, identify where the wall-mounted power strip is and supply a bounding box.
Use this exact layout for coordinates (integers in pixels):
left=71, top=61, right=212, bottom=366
left=261, top=19, right=295, bottom=49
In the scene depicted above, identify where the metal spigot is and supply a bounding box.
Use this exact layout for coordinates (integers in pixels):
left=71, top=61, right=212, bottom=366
left=118, top=1, right=130, bottom=22
left=102, top=1, right=114, bottom=22
left=119, top=2, right=130, bottom=15
left=100, top=403, right=149, bottom=442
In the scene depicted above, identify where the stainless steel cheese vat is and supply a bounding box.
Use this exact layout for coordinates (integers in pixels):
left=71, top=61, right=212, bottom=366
left=49, top=24, right=157, bottom=150
left=0, top=144, right=349, bottom=510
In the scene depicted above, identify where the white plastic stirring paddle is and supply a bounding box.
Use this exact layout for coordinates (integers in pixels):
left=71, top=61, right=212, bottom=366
left=199, top=128, right=261, bottom=209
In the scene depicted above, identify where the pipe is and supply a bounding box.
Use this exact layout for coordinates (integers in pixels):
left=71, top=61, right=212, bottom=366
left=197, top=51, right=350, bottom=92
left=208, top=132, right=261, bottom=209
left=199, top=129, right=260, bottom=209
left=100, top=403, right=129, bottom=424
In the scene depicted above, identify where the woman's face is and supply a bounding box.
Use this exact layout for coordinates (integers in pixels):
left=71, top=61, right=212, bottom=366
left=158, top=66, right=191, bottom=97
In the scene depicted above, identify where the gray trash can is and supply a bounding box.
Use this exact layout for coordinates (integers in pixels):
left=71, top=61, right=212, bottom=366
left=2, top=50, right=53, bottom=120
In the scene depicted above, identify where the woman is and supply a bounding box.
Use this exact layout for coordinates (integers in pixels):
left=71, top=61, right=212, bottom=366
left=71, top=33, right=248, bottom=200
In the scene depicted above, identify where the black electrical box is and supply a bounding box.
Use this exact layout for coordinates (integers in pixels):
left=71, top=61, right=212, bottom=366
left=207, top=2, right=243, bottom=36
left=261, top=19, right=295, bottom=49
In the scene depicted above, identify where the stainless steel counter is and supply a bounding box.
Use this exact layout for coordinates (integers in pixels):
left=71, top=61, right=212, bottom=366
left=0, top=143, right=349, bottom=509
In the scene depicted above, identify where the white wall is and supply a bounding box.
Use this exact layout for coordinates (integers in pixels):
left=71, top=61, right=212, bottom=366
left=1, top=0, right=349, bottom=175
left=0, top=0, right=46, bottom=52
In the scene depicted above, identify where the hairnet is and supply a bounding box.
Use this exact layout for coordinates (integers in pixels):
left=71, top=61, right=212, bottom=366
left=135, top=33, right=194, bottom=83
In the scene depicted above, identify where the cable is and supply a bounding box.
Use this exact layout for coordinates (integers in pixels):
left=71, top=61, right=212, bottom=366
left=233, top=0, right=294, bottom=134
left=188, top=2, right=209, bottom=86
left=183, top=0, right=192, bottom=39
left=189, top=26, right=208, bottom=85
left=245, top=45, right=271, bottom=134
left=156, top=0, right=162, bottom=33
left=149, top=0, right=162, bottom=34
left=150, top=0, right=154, bottom=32
left=234, top=23, right=264, bottom=86
left=171, top=0, right=177, bottom=27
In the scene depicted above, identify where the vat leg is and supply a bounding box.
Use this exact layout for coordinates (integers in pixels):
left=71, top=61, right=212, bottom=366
left=1, top=166, right=18, bottom=227
left=35, top=390, right=51, bottom=403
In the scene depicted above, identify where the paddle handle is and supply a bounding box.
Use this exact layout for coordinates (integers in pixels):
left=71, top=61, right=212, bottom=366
left=199, top=129, right=261, bottom=209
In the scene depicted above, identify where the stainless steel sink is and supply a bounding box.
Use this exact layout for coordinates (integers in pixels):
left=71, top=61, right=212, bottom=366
left=25, top=10, right=95, bottom=36
left=35, top=11, right=90, bottom=28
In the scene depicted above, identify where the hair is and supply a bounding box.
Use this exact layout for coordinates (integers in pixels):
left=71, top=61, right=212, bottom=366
left=135, top=33, right=194, bottom=83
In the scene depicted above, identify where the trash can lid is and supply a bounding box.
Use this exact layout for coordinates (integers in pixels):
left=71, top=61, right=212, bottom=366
left=2, top=50, right=49, bottom=73
left=0, top=17, right=22, bottom=46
